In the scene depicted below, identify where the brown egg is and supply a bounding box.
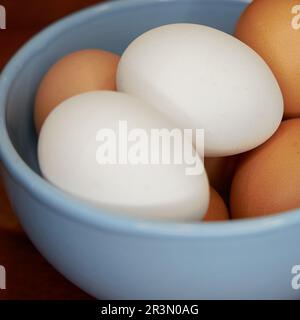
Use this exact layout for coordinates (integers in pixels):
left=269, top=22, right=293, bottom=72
left=235, top=0, right=300, bottom=118
left=203, top=187, right=229, bottom=222
left=205, top=156, right=237, bottom=198
left=231, top=119, right=300, bottom=219
left=34, top=49, right=120, bottom=132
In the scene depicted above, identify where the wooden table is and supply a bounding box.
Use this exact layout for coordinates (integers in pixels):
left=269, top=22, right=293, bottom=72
left=0, top=0, right=107, bottom=300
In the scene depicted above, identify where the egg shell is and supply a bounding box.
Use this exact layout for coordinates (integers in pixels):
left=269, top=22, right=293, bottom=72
left=34, top=49, right=120, bottom=132
left=38, top=91, right=209, bottom=222
left=203, top=187, right=229, bottom=222
left=117, top=23, right=283, bottom=157
left=235, top=0, right=300, bottom=118
left=231, top=119, right=300, bottom=219
left=205, top=156, right=238, bottom=198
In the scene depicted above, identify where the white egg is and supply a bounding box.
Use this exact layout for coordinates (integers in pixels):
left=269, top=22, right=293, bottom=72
left=38, top=91, right=209, bottom=221
left=117, top=23, right=283, bottom=157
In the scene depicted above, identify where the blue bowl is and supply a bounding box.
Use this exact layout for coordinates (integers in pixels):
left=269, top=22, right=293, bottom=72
left=1, top=0, right=300, bottom=299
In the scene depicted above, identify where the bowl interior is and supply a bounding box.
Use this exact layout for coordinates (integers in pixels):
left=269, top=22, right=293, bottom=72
left=4, top=0, right=247, bottom=174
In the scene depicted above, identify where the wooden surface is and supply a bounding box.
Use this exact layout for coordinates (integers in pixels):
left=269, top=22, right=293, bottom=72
left=0, top=0, right=107, bottom=300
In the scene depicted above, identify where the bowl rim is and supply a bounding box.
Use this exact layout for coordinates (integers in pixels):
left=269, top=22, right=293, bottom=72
left=1, top=0, right=299, bottom=239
